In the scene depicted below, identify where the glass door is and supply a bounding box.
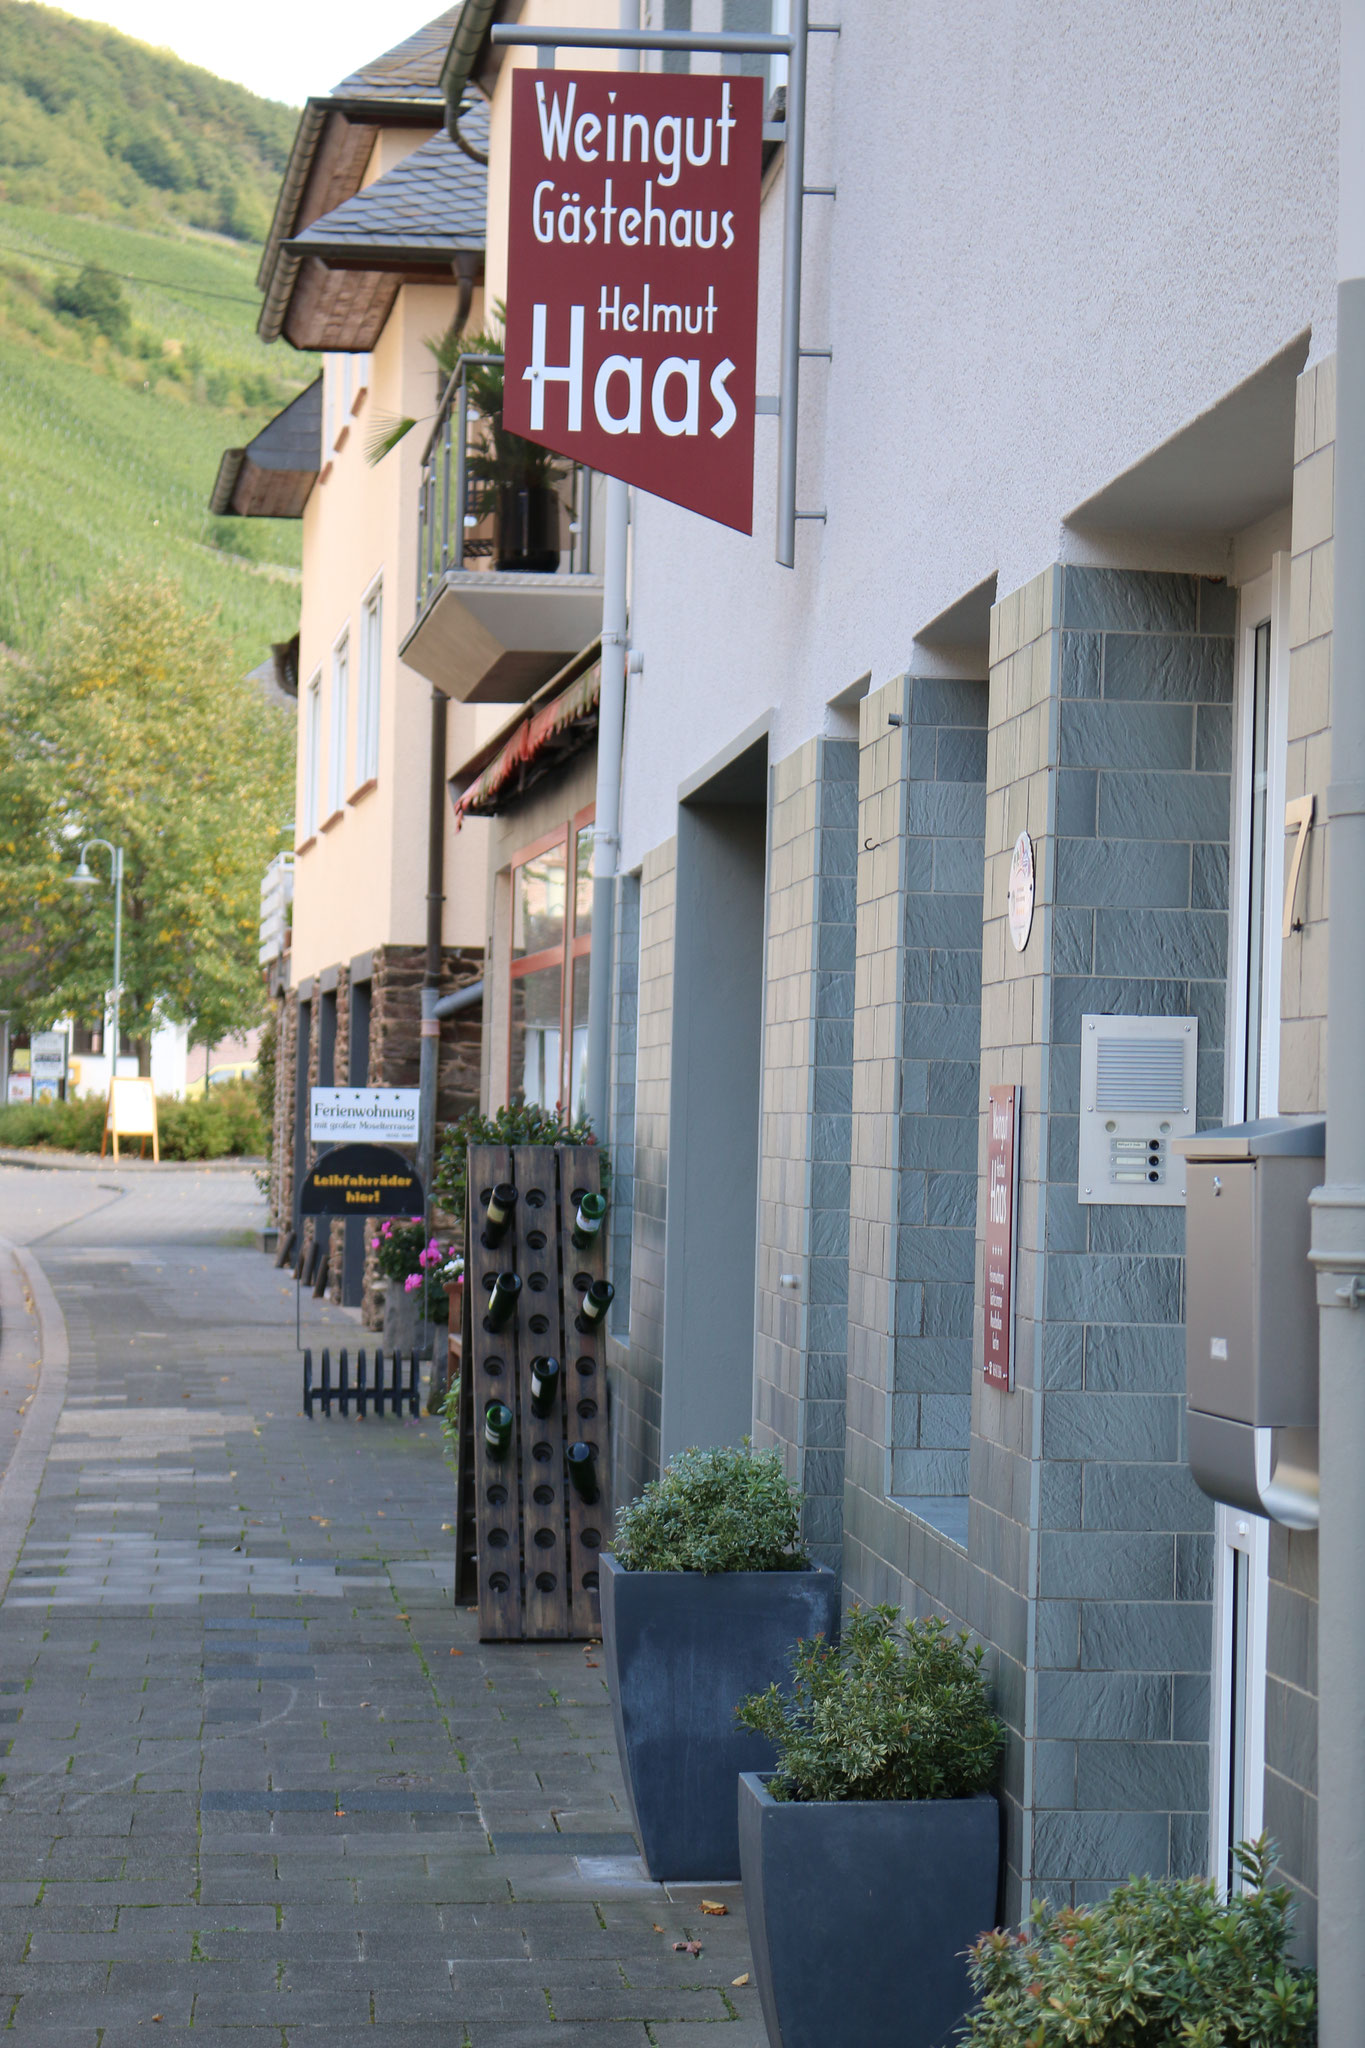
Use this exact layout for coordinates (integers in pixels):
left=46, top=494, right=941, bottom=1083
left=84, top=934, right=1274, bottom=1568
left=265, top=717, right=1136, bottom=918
left=1210, top=559, right=1289, bottom=1894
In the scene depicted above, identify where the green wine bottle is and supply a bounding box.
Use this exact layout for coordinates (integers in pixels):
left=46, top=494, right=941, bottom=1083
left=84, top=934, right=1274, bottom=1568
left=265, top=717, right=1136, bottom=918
left=571, top=1190, right=608, bottom=1250
left=566, top=1441, right=599, bottom=1504
left=484, top=1271, right=522, bottom=1331
left=484, top=1400, right=513, bottom=1460
left=579, top=1278, right=614, bottom=1328
left=529, top=1355, right=561, bottom=1419
left=481, top=1182, right=518, bottom=1249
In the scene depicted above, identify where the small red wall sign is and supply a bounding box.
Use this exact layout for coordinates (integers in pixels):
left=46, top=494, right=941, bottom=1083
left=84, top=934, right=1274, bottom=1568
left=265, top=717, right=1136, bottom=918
left=504, top=67, right=762, bottom=533
left=984, top=1084, right=1019, bottom=1390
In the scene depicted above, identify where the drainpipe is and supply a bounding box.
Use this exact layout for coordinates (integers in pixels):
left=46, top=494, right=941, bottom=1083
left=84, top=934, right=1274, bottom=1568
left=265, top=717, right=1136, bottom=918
left=417, top=685, right=448, bottom=1203
left=1313, top=1, right=1365, bottom=2029
left=583, top=0, right=640, bottom=1144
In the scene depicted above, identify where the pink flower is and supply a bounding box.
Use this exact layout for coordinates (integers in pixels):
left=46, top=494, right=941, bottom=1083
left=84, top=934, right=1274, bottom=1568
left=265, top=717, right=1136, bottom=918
left=403, top=1273, right=422, bottom=1294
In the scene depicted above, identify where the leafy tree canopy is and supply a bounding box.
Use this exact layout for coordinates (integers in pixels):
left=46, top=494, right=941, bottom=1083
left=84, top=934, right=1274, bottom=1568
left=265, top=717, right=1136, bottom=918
left=51, top=262, right=129, bottom=344
left=0, top=577, right=291, bottom=1067
left=0, top=0, right=296, bottom=239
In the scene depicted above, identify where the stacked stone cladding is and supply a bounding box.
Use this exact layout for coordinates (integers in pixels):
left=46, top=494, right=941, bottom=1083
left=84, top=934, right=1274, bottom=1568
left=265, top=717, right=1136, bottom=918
left=1261, top=354, right=1334, bottom=1952
left=976, top=563, right=1234, bottom=1911
left=755, top=737, right=856, bottom=1569
left=607, top=839, right=675, bottom=1503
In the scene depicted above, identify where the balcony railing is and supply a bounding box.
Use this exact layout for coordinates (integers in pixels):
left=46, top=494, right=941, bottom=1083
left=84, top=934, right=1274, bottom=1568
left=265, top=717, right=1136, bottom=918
left=416, top=353, right=596, bottom=613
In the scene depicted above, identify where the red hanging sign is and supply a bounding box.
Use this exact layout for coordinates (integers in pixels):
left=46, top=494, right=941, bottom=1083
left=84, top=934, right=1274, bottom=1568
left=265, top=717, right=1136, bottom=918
left=503, top=67, right=763, bottom=534
left=984, top=1085, right=1019, bottom=1391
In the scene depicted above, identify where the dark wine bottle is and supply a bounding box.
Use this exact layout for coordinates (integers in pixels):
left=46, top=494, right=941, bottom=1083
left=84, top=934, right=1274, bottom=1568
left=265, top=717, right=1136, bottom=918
left=579, top=1278, right=614, bottom=1327
left=484, top=1270, right=522, bottom=1331
left=571, top=1190, right=608, bottom=1250
left=529, top=1355, right=561, bottom=1418
left=484, top=1400, right=513, bottom=1460
left=481, top=1182, right=518, bottom=1249
left=566, top=1441, right=599, bottom=1504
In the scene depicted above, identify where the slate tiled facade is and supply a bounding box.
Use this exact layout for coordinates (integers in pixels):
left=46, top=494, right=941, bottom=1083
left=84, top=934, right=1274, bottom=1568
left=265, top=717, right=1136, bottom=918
left=754, top=738, right=857, bottom=1569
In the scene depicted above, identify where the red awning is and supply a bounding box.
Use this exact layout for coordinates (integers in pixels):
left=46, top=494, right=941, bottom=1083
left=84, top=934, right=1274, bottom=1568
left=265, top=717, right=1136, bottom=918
left=453, top=662, right=600, bottom=827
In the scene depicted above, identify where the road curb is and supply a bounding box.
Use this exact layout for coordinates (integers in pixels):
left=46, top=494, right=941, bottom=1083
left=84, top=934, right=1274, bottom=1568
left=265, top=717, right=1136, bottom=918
left=0, top=1237, right=69, bottom=1594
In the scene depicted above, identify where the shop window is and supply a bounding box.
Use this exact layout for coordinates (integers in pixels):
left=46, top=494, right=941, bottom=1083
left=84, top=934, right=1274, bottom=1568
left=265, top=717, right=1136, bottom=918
left=508, top=807, right=594, bottom=1116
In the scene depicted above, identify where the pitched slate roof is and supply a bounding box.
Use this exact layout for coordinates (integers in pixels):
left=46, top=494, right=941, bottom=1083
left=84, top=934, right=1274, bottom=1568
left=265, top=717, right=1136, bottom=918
left=332, top=7, right=467, bottom=100
left=257, top=5, right=467, bottom=343
left=284, top=121, right=486, bottom=266
left=209, top=377, right=321, bottom=519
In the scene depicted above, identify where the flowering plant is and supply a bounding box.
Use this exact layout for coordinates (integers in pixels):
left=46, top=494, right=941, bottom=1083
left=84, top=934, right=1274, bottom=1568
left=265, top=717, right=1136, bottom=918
left=369, top=1218, right=459, bottom=1323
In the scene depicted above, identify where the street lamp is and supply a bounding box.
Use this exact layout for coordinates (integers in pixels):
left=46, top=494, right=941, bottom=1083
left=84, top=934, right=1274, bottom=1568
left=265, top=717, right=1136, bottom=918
left=72, top=840, right=124, bottom=1074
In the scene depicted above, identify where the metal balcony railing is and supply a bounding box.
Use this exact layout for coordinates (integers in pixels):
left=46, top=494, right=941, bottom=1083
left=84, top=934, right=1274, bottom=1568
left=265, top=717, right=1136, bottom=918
left=415, top=353, right=596, bottom=614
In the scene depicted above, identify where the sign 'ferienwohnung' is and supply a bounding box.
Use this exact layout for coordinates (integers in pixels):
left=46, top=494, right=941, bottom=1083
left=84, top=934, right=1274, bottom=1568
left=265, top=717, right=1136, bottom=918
left=504, top=68, right=763, bottom=534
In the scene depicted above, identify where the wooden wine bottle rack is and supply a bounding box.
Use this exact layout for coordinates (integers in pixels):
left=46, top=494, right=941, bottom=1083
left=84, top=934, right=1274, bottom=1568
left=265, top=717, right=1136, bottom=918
left=454, top=1143, right=610, bottom=1642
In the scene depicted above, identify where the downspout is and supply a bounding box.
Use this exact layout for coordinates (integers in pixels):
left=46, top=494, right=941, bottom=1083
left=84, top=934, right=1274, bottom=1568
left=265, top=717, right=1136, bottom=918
left=417, top=686, right=448, bottom=1203
left=583, top=0, right=640, bottom=1142
left=1312, top=1, right=1365, bottom=2030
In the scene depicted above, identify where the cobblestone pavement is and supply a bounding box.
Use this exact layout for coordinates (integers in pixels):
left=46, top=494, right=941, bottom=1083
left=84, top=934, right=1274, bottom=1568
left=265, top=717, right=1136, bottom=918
left=0, top=1164, right=758, bottom=2044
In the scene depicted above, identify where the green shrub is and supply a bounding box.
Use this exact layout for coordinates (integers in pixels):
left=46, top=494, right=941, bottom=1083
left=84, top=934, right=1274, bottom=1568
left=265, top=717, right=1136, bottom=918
left=962, top=1836, right=1316, bottom=2046
left=0, top=1077, right=265, bottom=1161
left=611, top=1441, right=808, bottom=1574
left=51, top=262, right=130, bottom=345
left=432, top=1100, right=600, bottom=1231
left=0, top=1093, right=105, bottom=1152
left=735, top=1602, right=1003, bottom=1804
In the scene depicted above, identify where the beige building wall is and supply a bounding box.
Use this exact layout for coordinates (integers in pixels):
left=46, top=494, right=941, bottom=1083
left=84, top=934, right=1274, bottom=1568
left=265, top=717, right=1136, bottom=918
left=291, top=256, right=504, bottom=984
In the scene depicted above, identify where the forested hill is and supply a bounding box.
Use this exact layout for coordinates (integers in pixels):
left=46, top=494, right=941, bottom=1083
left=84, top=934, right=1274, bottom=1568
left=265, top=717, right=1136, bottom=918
left=0, top=2, right=313, bottom=667
left=0, top=0, right=295, bottom=239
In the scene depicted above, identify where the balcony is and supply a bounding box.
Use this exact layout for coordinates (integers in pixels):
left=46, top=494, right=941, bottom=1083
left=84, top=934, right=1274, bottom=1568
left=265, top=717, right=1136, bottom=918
left=399, top=353, right=604, bottom=703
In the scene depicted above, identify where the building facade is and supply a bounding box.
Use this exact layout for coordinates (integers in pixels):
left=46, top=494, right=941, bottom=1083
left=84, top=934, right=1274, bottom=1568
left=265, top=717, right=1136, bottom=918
left=223, top=0, right=1348, bottom=1961
left=460, top=0, right=1334, bottom=1944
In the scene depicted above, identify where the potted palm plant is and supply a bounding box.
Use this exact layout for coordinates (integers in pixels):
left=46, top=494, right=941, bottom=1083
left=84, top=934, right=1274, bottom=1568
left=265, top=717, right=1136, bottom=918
left=367, top=307, right=567, bottom=572
left=601, top=1442, right=838, bottom=1883
left=735, top=1605, right=1003, bottom=2048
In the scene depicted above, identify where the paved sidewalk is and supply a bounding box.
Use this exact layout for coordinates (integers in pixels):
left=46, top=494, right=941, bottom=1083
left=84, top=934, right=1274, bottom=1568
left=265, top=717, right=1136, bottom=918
left=0, top=1165, right=758, bottom=2043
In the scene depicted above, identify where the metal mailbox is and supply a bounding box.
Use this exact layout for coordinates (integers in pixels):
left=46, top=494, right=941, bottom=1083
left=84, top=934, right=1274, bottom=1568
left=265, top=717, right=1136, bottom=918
left=1173, top=1116, right=1324, bottom=1529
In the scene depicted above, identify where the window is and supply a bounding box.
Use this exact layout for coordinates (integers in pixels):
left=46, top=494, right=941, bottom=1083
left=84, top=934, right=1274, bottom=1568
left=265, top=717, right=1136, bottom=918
left=1209, top=556, right=1290, bottom=1897
left=356, top=580, right=382, bottom=785
left=301, top=673, right=321, bottom=840
left=327, top=633, right=350, bottom=817
left=325, top=354, right=372, bottom=458
left=508, top=808, right=594, bottom=1115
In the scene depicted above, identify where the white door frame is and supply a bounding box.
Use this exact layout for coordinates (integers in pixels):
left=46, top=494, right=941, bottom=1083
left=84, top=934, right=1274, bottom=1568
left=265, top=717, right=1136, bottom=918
left=1208, top=554, right=1290, bottom=1894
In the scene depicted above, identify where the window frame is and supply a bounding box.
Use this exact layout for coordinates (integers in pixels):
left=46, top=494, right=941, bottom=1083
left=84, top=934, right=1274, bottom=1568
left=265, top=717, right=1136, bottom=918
left=301, top=671, right=322, bottom=842
left=327, top=627, right=350, bottom=819
left=1208, top=553, right=1291, bottom=1897
left=506, top=804, right=595, bottom=1115
left=356, top=575, right=383, bottom=790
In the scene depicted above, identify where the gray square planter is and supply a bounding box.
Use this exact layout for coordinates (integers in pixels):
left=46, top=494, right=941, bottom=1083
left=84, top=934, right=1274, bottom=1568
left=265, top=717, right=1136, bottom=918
left=738, top=1771, right=1000, bottom=2048
left=600, top=1553, right=839, bottom=1881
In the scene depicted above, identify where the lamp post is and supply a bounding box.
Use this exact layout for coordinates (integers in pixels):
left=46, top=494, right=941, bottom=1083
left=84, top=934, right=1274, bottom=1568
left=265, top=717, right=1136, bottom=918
left=72, top=840, right=124, bottom=1075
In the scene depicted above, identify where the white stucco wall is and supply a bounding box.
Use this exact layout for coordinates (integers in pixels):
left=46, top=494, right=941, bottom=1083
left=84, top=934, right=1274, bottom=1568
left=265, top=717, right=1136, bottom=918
left=618, top=0, right=1338, bottom=868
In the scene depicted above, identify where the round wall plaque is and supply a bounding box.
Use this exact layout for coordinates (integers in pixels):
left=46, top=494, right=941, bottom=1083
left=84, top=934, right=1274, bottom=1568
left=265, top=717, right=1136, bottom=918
left=1007, top=831, right=1035, bottom=952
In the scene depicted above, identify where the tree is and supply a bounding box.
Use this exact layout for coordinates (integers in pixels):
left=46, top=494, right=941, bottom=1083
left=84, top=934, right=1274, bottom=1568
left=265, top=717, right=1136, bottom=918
left=51, top=263, right=131, bottom=346
left=0, top=577, right=292, bottom=1073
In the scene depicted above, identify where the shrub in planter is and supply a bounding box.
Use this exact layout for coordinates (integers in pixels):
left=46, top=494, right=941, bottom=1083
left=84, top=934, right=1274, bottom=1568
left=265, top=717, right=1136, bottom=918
left=601, top=1443, right=837, bottom=1882
left=962, top=1835, right=1316, bottom=2047
left=735, top=1604, right=1003, bottom=2048
left=612, top=1440, right=808, bottom=1574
